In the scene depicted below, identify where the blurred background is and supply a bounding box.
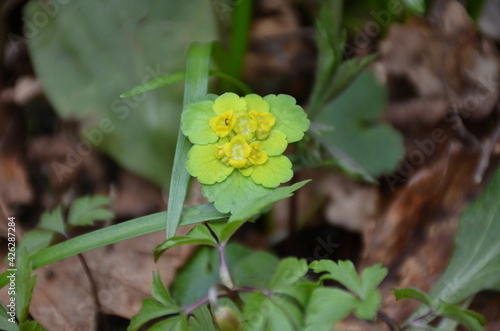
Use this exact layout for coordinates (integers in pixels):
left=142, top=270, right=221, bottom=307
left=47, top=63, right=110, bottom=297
left=1, top=0, right=500, bottom=329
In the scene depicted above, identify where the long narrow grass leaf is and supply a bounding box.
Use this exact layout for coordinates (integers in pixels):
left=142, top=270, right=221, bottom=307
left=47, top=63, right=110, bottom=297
left=0, top=204, right=227, bottom=288
left=166, top=42, right=212, bottom=240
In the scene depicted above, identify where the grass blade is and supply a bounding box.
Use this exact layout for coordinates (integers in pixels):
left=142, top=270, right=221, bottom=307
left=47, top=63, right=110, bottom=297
left=0, top=204, right=228, bottom=288
left=165, top=42, right=212, bottom=239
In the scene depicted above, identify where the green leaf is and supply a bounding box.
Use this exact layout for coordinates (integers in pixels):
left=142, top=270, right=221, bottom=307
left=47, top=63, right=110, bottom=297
left=26, top=0, right=217, bottom=187
left=188, top=306, right=217, bottom=331
left=437, top=301, right=486, bottom=331
left=303, top=288, right=357, bottom=331
left=166, top=42, right=212, bottom=239
left=242, top=292, right=267, bottom=331
left=155, top=225, right=218, bottom=260
left=428, top=167, right=500, bottom=304
left=270, top=258, right=308, bottom=290
left=151, top=272, right=177, bottom=308
left=263, top=94, right=310, bottom=143
left=202, top=171, right=272, bottom=214
left=392, top=288, right=432, bottom=306
left=316, top=71, right=404, bottom=177
left=17, top=230, right=54, bottom=255
left=0, top=204, right=228, bottom=289
left=20, top=321, right=47, bottom=331
left=127, top=298, right=180, bottom=331
left=354, top=290, right=381, bottom=321
left=148, top=315, right=188, bottom=331
left=242, top=292, right=300, bottom=331
left=15, top=250, right=37, bottom=324
left=181, top=100, right=218, bottom=145
left=120, top=71, right=186, bottom=98
left=67, top=195, right=113, bottom=227
left=208, top=220, right=246, bottom=244
left=250, top=156, right=293, bottom=188
left=229, top=180, right=311, bottom=223
left=360, top=263, right=388, bottom=296
left=171, top=244, right=279, bottom=306
left=309, top=260, right=363, bottom=297
left=38, top=206, right=65, bottom=235
left=186, top=144, right=234, bottom=184
left=0, top=301, right=17, bottom=331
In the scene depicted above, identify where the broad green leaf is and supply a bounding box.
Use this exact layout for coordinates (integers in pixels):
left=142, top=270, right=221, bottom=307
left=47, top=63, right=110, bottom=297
left=242, top=292, right=298, bottom=331
left=354, top=290, right=381, bottom=321
left=437, top=301, right=486, bottom=331
left=127, top=298, right=180, bottom=331
left=149, top=315, right=188, bottom=331
left=17, top=230, right=54, bottom=255
left=263, top=94, right=310, bottom=143
left=250, top=156, right=293, bottom=188
left=242, top=292, right=267, bottom=331
left=166, top=42, right=212, bottom=240
left=0, top=204, right=228, bottom=289
left=26, top=0, right=217, bottom=187
left=303, top=288, right=357, bottom=331
left=155, top=225, right=218, bottom=260
left=270, top=258, right=308, bottom=290
left=188, top=306, right=217, bottom=331
left=392, top=288, right=432, bottom=306
left=181, top=100, right=218, bottom=145
left=67, top=195, right=113, bottom=227
left=171, top=244, right=279, bottom=306
left=360, top=263, right=388, bottom=296
left=309, top=260, right=363, bottom=297
left=151, top=272, right=178, bottom=308
left=229, top=180, right=311, bottom=223
left=428, top=167, right=500, bottom=304
left=316, top=71, right=404, bottom=177
left=38, top=207, right=65, bottom=235
left=19, top=321, right=47, bottom=331
left=15, top=250, right=37, bottom=324
left=202, top=171, right=272, bottom=214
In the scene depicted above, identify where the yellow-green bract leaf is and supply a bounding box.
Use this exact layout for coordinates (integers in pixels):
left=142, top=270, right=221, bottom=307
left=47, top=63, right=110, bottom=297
left=155, top=225, right=217, bottom=260
left=68, top=195, right=113, bottom=227
left=202, top=171, right=272, bottom=213
left=213, top=93, right=246, bottom=115
left=244, top=94, right=269, bottom=112
left=181, top=100, right=218, bottom=144
left=187, top=144, right=234, bottom=184
left=38, top=206, right=65, bottom=235
left=261, top=130, right=287, bottom=156
left=264, top=94, right=310, bottom=143
left=229, top=180, right=311, bottom=224
left=250, top=155, right=293, bottom=188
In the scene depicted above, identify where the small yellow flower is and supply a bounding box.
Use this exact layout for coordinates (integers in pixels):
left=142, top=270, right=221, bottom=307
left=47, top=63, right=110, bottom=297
left=210, top=110, right=236, bottom=138
left=248, top=141, right=268, bottom=165
left=233, top=111, right=257, bottom=141
left=222, top=135, right=251, bottom=168
left=250, top=109, right=276, bottom=140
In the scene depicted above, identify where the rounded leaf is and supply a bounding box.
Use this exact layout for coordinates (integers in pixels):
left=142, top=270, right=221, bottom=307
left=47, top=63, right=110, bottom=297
left=181, top=100, right=218, bottom=144
left=250, top=155, right=293, bottom=188
left=213, top=92, right=246, bottom=115
left=264, top=94, right=310, bottom=143
left=187, top=144, right=234, bottom=184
